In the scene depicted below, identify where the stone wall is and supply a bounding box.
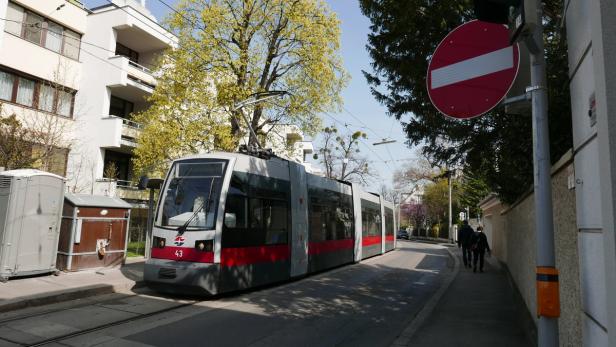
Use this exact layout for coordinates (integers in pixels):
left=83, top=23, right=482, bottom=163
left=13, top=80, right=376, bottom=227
left=482, top=151, right=582, bottom=346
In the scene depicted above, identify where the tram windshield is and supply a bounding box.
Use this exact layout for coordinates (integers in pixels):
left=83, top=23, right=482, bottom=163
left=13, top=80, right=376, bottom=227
left=158, top=160, right=228, bottom=231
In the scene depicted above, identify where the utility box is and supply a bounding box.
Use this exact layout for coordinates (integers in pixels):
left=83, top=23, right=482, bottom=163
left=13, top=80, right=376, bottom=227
left=57, top=194, right=131, bottom=271
left=0, top=170, right=65, bottom=281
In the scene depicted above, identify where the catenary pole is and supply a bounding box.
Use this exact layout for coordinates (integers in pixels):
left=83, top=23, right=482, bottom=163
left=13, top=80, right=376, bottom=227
left=528, top=0, right=559, bottom=345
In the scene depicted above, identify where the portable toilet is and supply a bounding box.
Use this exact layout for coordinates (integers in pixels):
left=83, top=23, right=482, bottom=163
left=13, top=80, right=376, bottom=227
left=0, top=170, right=65, bottom=282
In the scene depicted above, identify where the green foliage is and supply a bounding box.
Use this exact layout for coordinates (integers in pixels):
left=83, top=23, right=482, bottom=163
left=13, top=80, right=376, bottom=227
left=458, top=168, right=491, bottom=218
left=135, top=0, right=348, bottom=174
left=0, top=114, right=35, bottom=170
left=360, top=0, right=572, bottom=204
left=423, top=178, right=459, bottom=224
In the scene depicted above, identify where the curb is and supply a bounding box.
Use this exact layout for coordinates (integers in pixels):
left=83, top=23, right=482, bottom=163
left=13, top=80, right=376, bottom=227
left=391, top=245, right=461, bottom=346
left=0, top=280, right=145, bottom=314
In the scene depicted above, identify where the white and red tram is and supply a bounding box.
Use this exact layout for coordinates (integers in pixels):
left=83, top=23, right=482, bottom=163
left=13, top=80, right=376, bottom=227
left=144, top=152, right=396, bottom=295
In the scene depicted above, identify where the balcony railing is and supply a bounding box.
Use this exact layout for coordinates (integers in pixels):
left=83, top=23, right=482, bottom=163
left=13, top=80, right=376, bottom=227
left=97, top=178, right=139, bottom=189
left=120, top=117, right=143, bottom=130
left=128, top=60, right=154, bottom=75
left=127, top=75, right=156, bottom=90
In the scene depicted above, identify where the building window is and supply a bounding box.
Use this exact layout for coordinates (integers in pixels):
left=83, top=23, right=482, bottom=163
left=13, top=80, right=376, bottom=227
left=38, top=84, right=55, bottom=112
left=103, top=150, right=133, bottom=184
left=45, top=22, right=63, bottom=53
left=109, top=95, right=134, bottom=119
left=4, top=2, right=81, bottom=60
left=0, top=71, right=14, bottom=101
left=5, top=2, right=24, bottom=36
left=23, top=12, right=43, bottom=45
left=63, top=30, right=80, bottom=60
left=56, top=90, right=73, bottom=117
left=16, top=77, right=35, bottom=107
left=115, top=43, right=139, bottom=64
left=31, top=145, right=69, bottom=177
left=0, top=68, right=75, bottom=118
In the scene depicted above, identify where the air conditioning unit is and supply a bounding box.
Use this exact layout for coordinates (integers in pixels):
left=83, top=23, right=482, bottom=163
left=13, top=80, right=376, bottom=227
left=0, top=170, right=65, bottom=281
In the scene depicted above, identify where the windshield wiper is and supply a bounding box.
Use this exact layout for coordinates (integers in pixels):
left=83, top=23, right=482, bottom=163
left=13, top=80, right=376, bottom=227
left=176, top=178, right=216, bottom=235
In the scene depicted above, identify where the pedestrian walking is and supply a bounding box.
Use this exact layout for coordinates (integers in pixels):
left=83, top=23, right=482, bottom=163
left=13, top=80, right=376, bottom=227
left=471, top=226, right=491, bottom=273
left=457, top=220, right=474, bottom=268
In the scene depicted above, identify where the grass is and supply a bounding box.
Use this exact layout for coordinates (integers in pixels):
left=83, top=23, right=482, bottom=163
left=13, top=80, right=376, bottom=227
left=126, top=241, right=146, bottom=257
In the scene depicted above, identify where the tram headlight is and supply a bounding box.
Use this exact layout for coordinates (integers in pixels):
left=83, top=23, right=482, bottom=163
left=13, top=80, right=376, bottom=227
left=153, top=236, right=165, bottom=248
left=195, top=240, right=213, bottom=252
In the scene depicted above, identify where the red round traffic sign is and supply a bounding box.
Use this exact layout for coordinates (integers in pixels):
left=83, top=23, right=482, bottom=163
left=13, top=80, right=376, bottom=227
left=426, top=20, right=520, bottom=119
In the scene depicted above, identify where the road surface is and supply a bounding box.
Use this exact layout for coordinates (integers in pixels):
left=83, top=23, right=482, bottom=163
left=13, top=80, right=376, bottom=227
left=0, top=241, right=451, bottom=347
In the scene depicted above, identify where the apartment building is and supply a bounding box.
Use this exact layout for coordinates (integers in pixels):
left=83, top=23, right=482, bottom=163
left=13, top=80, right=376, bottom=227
left=0, top=0, right=87, bottom=174
left=259, top=123, right=314, bottom=164
left=0, top=0, right=314, bottom=199
left=65, top=0, right=177, bottom=201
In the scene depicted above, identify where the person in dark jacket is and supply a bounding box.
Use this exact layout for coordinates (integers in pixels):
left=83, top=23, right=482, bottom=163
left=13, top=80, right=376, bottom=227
left=457, top=220, right=474, bottom=268
left=470, top=226, right=491, bottom=273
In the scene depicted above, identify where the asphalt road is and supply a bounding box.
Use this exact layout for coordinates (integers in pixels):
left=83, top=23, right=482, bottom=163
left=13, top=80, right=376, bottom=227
left=0, top=241, right=451, bottom=347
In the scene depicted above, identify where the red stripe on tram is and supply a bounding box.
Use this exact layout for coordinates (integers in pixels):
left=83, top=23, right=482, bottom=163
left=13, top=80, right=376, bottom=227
left=308, top=239, right=355, bottom=255
left=362, top=235, right=382, bottom=246
left=151, top=246, right=214, bottom=263
left=221, top=245, right=290, bottom=267
left=386, top=235, right=395, bottom=242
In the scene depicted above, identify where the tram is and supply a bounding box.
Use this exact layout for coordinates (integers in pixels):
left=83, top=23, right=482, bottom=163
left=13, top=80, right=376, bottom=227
left=144, top=151, right=396, bottom=295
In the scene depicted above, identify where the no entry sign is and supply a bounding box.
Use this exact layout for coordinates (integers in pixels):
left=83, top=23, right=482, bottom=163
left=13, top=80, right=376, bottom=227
left=427, top=20, right=520, bottom=119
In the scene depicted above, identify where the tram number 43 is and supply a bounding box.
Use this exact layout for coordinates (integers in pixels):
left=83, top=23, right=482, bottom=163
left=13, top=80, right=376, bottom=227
left=174, top=249, right=183, bottom=258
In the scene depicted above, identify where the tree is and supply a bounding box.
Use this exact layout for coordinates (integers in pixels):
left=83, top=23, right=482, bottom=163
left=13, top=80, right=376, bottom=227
left=401, top=202, right=427, bottom=234
left=392, top=155, right=437, bottom=196
left=359, top=0, right=571, bottom=204
left=0, top=113, right=34, bottom=170
left=379, top=184, right=397, bottom=202
left=135, top=0, right=348, bottom=174
left=458, top=168, right=491, bottom=219
left=313, top=125, right=376, bottom=184
left=422, top=177, right=459, bottom=238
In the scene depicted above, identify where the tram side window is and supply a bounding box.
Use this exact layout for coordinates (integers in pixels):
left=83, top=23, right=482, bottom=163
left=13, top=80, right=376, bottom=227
left=264, top=199, right=288, bottom=244
left=223, top=171, right=290, bottom=247
left=361, top=199, right=382, bottom=237
left=385, top=208, right=394, bottom=237
left=309, top=203, right=326, bottom=242
left=308, top=186, right=354, bottom=242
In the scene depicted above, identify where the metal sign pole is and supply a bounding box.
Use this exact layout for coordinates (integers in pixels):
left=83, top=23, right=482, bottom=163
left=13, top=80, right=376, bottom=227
left=528, top=1, right=559, bottom=345
left=145, top=188, right=155, bottom=259
left=448, top=171, right=453, bottom=243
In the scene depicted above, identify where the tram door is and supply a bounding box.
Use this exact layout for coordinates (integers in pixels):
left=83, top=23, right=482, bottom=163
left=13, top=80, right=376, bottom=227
left=289, top=162, right=308, bottom=277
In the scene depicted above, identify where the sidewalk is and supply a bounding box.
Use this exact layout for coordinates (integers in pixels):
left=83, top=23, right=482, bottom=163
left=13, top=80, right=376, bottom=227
left=396, top=247, right=535, bottom=346
left=0, top=258, right=145, bottom=313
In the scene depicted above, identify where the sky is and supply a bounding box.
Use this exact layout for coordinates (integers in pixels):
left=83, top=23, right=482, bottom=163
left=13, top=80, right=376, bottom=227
left=82, top=0, right=417, bottom=192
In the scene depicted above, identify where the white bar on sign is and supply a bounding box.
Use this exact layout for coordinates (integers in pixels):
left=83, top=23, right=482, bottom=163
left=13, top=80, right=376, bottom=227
left=431, top=46, right=513, bottom=89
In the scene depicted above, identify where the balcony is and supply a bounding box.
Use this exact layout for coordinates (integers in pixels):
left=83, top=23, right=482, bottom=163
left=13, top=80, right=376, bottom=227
left=107, top=55, right=156, bottom=98
left=298, top=141, right=314, bottom=155
left=99, top=116, right=142, bottom=149
left=93, top=178, right=148, bottom=201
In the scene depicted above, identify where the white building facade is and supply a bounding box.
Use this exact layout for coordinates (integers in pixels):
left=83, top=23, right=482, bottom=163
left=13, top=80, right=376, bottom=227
left=66, top=0, right=177, bottom=200
left=566, top=1, right=616, bottom=345
left=0, top=0, right=87, bottom=174
left=0, top=0, right=314, bottom=200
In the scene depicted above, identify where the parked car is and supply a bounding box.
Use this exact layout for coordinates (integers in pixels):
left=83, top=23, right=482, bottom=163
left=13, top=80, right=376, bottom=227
left=397, top=229, right=409, bottom=240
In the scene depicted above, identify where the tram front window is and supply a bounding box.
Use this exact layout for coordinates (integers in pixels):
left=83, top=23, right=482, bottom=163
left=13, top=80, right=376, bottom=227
left=159, top=160, right=227, bottom=231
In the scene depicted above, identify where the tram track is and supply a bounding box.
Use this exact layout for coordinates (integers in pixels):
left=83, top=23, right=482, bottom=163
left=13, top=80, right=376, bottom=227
left=0, top=292, right=200, bottom=347
left=0, top=293, right=144, bottom=326
left=0, top=299, right=198, bottom=347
